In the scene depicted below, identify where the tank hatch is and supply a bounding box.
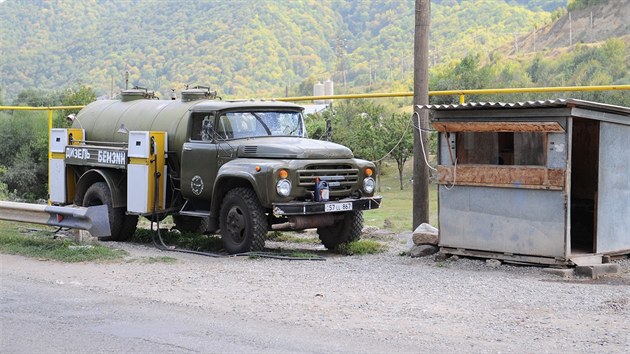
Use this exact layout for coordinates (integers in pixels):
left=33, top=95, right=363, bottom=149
left=121, top=86, right=156, bottom=102
left=181, top=86, right=219, bottom=102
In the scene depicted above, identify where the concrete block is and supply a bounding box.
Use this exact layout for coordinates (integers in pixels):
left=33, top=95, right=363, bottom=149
left=75, top=229, right=97, bottom=243
left=575, top=264, right=620, bottom=279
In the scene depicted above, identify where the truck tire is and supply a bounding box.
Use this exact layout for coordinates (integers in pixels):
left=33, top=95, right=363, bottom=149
left=172, top=215, right=209, bottom=234
left=82, top=182, right=138, bottom=241
left=317, top=210, right=363, bottom=250
left=219, top=187, right=266, bottom=254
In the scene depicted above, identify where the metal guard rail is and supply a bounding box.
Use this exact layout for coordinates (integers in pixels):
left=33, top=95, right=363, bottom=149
left=0, top=201, right=111, bottom=237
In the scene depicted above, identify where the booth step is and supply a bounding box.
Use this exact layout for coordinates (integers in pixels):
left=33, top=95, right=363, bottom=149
left=570, top=254, right=603, bottom=266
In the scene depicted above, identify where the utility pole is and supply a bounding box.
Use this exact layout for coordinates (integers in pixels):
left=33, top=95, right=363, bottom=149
left=412, top=0, right=430, bottom=229
left=569, top=12, right=573, bottom=47
left=590, top=11, right=594, bottom=42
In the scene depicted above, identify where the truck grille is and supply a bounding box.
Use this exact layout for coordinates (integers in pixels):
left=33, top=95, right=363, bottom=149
left=297, top=164, right=359, bottom=194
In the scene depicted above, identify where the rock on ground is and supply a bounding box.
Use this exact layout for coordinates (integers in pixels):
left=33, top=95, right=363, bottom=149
left=412, top=223, right=439, bottom=245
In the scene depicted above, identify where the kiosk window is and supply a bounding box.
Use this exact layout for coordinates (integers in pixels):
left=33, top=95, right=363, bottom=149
left=456, top=132, right=545, bottom=166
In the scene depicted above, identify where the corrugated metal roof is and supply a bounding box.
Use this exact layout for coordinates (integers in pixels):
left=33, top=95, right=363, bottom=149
left=419, top=98, right=630, bottom=116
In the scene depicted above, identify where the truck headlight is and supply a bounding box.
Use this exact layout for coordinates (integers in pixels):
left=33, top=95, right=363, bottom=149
left=276, top=179, right=292, bottom=196
left=363, top=177, right=375, bottom=194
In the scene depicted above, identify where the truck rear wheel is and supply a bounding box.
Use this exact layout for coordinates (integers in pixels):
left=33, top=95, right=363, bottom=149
left=317, top=210, right=363, bottom=250
left=219, top=187, right=266, bottom=254
left=82, top=182, right=138, bottom=241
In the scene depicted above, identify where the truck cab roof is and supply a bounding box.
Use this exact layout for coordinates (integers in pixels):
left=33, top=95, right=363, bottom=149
left=190, top=100, right=303, bottom=112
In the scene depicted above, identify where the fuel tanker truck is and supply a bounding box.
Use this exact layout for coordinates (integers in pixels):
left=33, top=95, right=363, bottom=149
left=48, top=87, right=382, bottom=253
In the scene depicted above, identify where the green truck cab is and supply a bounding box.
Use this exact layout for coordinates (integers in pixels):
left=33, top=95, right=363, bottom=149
left=69, top=88, right=382, bottom=253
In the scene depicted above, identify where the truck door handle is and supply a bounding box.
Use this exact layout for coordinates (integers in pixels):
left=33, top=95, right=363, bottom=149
left=183, top=147, right=192, bottom=151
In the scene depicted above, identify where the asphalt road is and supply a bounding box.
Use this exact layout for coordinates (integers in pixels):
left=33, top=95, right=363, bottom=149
left=0, top=272, right=418, bottom=353
left=2, top=241, right=628, bottom=353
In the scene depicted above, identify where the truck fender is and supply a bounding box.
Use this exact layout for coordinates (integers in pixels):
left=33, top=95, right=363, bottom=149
left=74, top=169, right=127, bottom=208
left=210, top=170, right=268, bottom=218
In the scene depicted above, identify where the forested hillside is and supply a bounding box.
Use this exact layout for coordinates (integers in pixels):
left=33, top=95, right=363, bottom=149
left=1, top=0, right=564, bottom=101
left=0, top=0, right=627, bottom=104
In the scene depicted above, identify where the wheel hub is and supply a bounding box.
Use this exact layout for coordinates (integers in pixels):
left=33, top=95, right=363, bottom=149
left=226, top=206, right=246, bottom=243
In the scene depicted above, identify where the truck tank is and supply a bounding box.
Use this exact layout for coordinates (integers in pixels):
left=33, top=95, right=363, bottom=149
left=74, top=89, right=305, bottom=159
left=74, top=90, right=199, bottom=158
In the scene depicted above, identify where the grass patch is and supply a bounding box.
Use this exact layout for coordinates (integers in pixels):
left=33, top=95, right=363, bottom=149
left=337, top=239, right=387, bottom=256
left=132, top=228, right=224, bottom=252
left=286, top=252, right=322, bottom=259
left=365, top=159, right=439, bottom=233
left=0, top=221, right=126, bottom=262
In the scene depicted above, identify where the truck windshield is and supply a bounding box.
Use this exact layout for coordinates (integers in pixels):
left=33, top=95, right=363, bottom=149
left=217, top=111, right=305, bottom=140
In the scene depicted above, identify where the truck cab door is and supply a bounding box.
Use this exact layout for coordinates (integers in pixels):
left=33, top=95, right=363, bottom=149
left=180, top=113, right=219, bottom=202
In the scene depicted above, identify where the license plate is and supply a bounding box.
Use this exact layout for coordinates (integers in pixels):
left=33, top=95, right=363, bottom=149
left=324, top=202, right=353, bottom=212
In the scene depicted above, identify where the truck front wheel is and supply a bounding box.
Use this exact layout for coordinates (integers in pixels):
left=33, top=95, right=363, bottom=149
left=317, top=210, right=363, bottom=250
left=82, top=182, right=138, bottom=241
left=219, top=187, right=267, bottom=254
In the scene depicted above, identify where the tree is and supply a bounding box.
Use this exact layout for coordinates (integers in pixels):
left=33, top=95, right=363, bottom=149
left=0, top=85, right=96, bottom=201
left=295, top=75, right=319, bottom=97
left=304, top=109, right=331, bottom=141
left=383, top=113, right=413, bottom=190
left=329, top=100, right=388, bottom=191
left=62, top=85, right=96, bottom=111
left=56, top=85, right=97, bottom=127
left=0, top=110, right=48, bottom=201
left=567, top=0, right=602, bottom=11
left=12, top=89, right=63, bottom=107
left=430, top=54, right=491, bottom=104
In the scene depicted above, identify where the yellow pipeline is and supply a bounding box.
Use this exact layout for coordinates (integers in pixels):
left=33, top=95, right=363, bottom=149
left=0, top=85, right=628, bottom=110
left=0, top=105, right=85, bottom=111
left=274, top=84, right=630, bottom=102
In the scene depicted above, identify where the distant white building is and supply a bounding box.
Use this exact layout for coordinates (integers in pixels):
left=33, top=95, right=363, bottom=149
left=302, top=103, right=330, bottom=115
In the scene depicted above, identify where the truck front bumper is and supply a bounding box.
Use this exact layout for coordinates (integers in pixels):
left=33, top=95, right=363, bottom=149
left=272, top=196, right=382, bottom=216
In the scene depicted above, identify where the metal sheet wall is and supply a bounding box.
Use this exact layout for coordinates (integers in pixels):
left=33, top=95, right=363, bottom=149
left=439, top=186, right=566, bottom=257
left=596, top=123, right=630, bottom=253
left=547, top=133, right=567, bottom=169
left=439, top=132, right=456, bottom=165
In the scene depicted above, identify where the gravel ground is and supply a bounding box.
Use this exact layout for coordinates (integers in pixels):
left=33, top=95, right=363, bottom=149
left=2, top=229, right=629, bottom=352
